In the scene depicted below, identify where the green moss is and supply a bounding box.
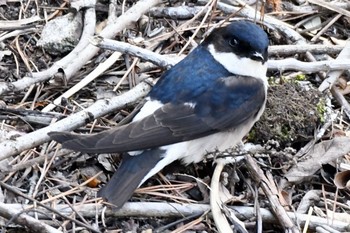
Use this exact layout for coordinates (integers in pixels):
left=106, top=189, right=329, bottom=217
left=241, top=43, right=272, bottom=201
left=295, top=74, right=306, bottom=81
left=247, top=129, right=256, bottom=141
left=316, top=98, right=326, bottom=123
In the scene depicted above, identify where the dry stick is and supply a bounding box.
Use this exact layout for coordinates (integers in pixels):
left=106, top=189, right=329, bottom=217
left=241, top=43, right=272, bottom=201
left=0, top=28, right=38, bottom=42
left=1, top=202, right=349, bottom=231
left=0, top=201, right=62, bottom=233
left=0, top=181, right=100, bottom=233
left=91, top=37, right=180, bottom=68
left=309, top=53, right=350, bottom=117
left=268, top=58, right=350, bottom=73
left=282, top=1, right=350, bottom=13
left=330, top=88, right=350, bottom=118
left=244, top=154, right=300, bottom=233
left=37, top=172, right=103, bottom=207
left=149, top=5, right=204, bottom=19
left=41, top=51, right=122, bottom=112
left=210, top=159, right=234, bottom=233
left=94, top=37, right=350, bottom=73
left=311, top=13, right=342, bottom=42
left=313, top=41, right=350, bottom=117
left=113, top=57, right=139, bottom=91
left=0, top=16, right=41, bottom=29
left=0, top=5, right=95, bottom=95
left=205, top=0, right=306, bottom=44
left=177, top=0, right=215, bottom=55
left=318, top=42, right=350, bottom=92
left=0, top=0, right=162, bottom=96
left=171, top=215, right=204, bottom=233
left=308, top=0, right=350, bottom=18
left=268, top=44, right=344, bottom=55
left=148, top=0, right=215, bottom=46
left=41, top=0, right=155, bottom=112
left=307, top=1, right=350, bottom=117
left=3, top=149, right=72, bottom=173
left=210, top=157, right=249, bottom=233
left=0, top=80, right=152, bottom=161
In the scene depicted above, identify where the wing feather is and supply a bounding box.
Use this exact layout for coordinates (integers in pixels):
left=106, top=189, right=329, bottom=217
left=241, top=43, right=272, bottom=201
left=48, top=75, right=266, bottom=153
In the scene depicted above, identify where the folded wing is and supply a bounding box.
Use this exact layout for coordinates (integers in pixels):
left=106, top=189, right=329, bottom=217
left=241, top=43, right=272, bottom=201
left=48, top=75, right=266, bottom=153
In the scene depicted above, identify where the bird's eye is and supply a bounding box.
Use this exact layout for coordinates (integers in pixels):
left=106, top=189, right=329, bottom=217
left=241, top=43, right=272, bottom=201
left=229, top=38, right=238, bottom=47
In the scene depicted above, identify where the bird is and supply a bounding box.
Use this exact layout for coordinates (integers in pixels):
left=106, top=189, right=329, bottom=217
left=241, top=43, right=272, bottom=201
left=48, top=20, right=269, bottom=209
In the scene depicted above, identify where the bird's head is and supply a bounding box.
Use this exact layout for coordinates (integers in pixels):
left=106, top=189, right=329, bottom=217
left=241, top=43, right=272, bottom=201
left=202, top=20, right=269, bottom=79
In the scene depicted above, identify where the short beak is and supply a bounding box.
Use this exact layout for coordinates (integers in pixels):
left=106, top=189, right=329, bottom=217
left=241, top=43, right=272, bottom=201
left=250, top=51, right=265, bottom=63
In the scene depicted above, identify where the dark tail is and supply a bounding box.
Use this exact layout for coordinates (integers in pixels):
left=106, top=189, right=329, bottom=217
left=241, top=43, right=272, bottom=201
left=48, top=131, right=111, bottom=153
left=98, top=149, right=164, bottom=209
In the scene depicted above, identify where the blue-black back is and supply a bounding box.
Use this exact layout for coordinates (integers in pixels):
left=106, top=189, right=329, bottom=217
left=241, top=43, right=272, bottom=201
left=149, top=45, right=232, bottom=104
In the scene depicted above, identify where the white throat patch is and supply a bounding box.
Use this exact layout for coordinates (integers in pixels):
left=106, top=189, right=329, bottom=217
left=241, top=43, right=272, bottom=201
left=207, top=44, right=267, bottom=82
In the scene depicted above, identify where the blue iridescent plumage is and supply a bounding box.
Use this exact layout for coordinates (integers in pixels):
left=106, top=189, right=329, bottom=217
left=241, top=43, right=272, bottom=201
left=149, top=45, right=232, bottom=104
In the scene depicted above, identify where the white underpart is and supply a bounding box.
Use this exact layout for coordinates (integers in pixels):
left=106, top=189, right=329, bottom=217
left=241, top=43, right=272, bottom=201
left=207, top=44, right=268, bottom=88
left=132, top=97, right=163, bottom=122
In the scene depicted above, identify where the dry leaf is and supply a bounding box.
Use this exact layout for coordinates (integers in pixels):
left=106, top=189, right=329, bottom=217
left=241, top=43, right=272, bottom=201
left=334, top=170, right=350, bottom=189
left=285, top=137, right=350, bottom=184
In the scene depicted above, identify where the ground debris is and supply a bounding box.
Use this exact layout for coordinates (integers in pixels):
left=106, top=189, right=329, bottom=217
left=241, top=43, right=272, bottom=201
left=1, top=0, right=350, bottom=232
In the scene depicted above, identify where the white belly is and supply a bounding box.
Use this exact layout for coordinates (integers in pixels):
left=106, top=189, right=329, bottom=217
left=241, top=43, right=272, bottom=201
left=161, top=117, right=257, bottom=164
left=139, top=122, right=255, bottom=185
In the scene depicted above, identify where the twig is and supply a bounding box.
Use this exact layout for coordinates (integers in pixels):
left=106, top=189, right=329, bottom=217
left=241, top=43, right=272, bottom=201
left=0, top=203, right=349, bottom=231
left=149, top=5, right=204, bottom=19
left=0, top=181, right=100, bottom=233
left=90, top=36, right=180, bottom=68
left=93, top=37, right=350, bottom=73
left=0, top=28, right=39, bottom=42
left=177, top=0, right=216, bottom=55
left=0, top=0, right=162, bottom=96
left=210, top=159, right=234, bottom=233
left=0, top=4, right=96, bottom=95
left=0, top=201, right=62, bottom=233
left=311, top=13, right=342, bottom=42
left=200, top=0, right=306, bottom=44
left=0, top=16, right=42, bottom=29
left=41, top=51, right=122, bottom=113
left=308, top=0, right=350, bottom=18
left=2, top=149, right=72, bottom=173
left=305, top=40, right=350, bottom=118
left=319, top=41, right=350, bottom=92
left=244, top=154, right=300, bottom=233
left=0, top=80, right=152, bottom=161
left=171, top=215, right=204, bottom=233
left=331, top=87, right=350, bottom=118
left=268, top=58, right=350, bottom=73
left=268, top=44, right=344, bottom=56
left=282, top=1, right=350, bottom=13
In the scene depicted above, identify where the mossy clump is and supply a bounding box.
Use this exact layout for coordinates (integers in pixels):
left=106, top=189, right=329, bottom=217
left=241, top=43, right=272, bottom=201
left=249, top=81, right=325, bottom=147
